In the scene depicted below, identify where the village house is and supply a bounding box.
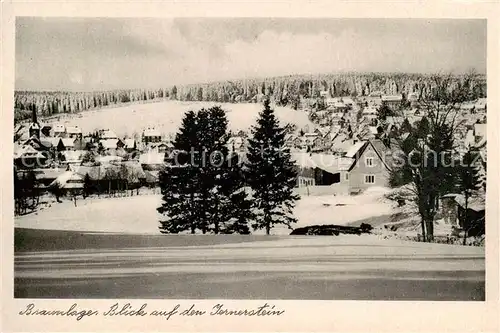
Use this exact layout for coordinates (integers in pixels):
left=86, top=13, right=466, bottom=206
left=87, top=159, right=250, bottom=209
left=362, top=106, right=378, bottom=121
left=440, top=193, right=485, bottom=237
left=61, top=138, right=76, bottom=151
left=329, top=133, right=352, bottom=155
left=66, top=126, right=83, bottom=139
left=53, top=124, right=66, bottom=137
left=61, top=150, right=86, bottom=165
left=291, top=139, right=394, bottom=194
left=45, top=137, right=65, bottom=151
left=142, top=127, right=162, bottom=144
left=285, top=134, right=304, bottom=150
left=156, top=142, right=174, bottom=154
left=342, top=140, right=393, bottom=194
left=99, top=138, right=125, bottom=152
left=32, top=168, right=67, bottom=188
left=139, top=150, right=165, bottom=170
left=381, top=95, right=403, bottom=109
left=14, top=145, right=48, bottom=169
left=100, top=129, right=118, bottom=140
left=124, top=138, right=137, bottom=153
left=310, top=135, right=328, bottom=152
left=58, top=136, right=89, bottom=152
left=50, top=170, right=85, bottom=196
left=474, top=98, right=487, bottom=114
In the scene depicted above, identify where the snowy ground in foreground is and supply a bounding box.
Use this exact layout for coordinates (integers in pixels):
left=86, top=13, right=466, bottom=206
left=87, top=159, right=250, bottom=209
left=15, top=188, right=396, bottom=235
left=44, top=100, right=315, bottom=137
left=15, top=231, right=484, bottom=300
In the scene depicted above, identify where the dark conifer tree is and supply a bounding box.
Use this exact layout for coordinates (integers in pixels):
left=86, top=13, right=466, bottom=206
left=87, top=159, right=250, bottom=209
left=456, top=149, right=482, bottom=244
left=218, top=152, right=253, bottom=234
left=245, top=99, right=299, bottom=235
left=83, top=173, right=92, bottom=198
left=399, top=118, right=413, bottom=134
left=157, top=111, right=201, bottom=234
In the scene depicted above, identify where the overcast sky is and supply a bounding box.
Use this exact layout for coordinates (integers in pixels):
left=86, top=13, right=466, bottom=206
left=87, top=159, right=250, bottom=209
left=15, top=18, right=486, bottom=92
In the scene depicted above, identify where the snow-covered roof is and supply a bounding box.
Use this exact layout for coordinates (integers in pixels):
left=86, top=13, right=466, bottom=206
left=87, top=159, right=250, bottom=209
left=29, top=122, right=40, bottom=130
left=100, top=139, right=120, bottom=149
left=407, top=92, right=419, bottom=100
left=442, top=193, right=485, bottom=212
left=385, top=116, right=404, bottom=125
left=53, top=124, right=66, bottom=133
left=291, top=152, right=354, bottom=173
left=139, top=152, right=165, bottom=165
left=50, top=171, right=84, bottom=189
left=101, top=130, right=118, bottom=140
left=62, top=150, right=85, bottom=163
left=460, top=103, right=475, bottom=110
left=345, top=141, right=367, bottom=158
left=474, top=123, right=486, bottom=138
left=143, top=127, right=161, bottom=137
left=66, top=126, right=82, bottom=134
left=97, top=155, right=124, bottom=164
left=381, top=95, right=403, bottom=102
left=369, top=126, right=379, bottom=135
left=363, top=107, right=378, bottom=115
left=316, top=127, right=330, bottom=137
left=124, top=138, right=136, bottom=148
left=14, top=145, right=45, bottom=159
left=34, top=168, right=66, bottom=180
left=45, top=137, right=62, bottom=147
left=342, top=97, right=354, bottom=105
left=61, top=138, right=75, bottom=148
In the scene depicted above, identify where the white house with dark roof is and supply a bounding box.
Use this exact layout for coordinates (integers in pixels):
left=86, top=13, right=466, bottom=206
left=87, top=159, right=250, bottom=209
left=53, top=124, right=66, bottom=137
left=143, top=127, right=162, bottom=144
left=100, top=129, right=118, bottom=140
left=291, top=139, right=393, bottom=194
left=66, top=126, right=82, bottom=139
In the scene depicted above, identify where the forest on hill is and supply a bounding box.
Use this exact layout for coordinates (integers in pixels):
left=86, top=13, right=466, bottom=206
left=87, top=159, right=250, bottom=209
left=14, top=72, right=486, bottom=123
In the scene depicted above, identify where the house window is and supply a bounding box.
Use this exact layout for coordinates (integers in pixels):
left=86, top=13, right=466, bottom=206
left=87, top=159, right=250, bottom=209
left=364, top=174, right=375, bottom=184
left=365, top=156, right=374, bottom=167
left=345, top=173, right=349, bottom=181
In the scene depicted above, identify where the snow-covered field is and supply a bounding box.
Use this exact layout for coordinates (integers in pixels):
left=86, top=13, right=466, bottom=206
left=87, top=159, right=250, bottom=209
left=15, top=188, right=396, bottom=235
left=47, top=100, right=315, bottom=137
left=15, top=230, right=485, bottom=300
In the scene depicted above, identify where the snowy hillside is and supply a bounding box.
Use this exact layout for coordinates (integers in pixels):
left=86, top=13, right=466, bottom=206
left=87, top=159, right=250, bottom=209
left=46, top=101, right=315, bottom=137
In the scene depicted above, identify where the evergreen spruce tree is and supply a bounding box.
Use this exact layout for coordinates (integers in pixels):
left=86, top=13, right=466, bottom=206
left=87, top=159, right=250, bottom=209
left=83, top=173, right=92, bottom=198
left=456, top=149, right=482, bottom=244
left=377, top=102, right=394, bottom=122
left=157, top=111, right=201, bottom=234
left=197, top=106, right=252, bottom=234
left=157, top=107, right=252, bottom=235
left=219, top=152, right=253, bottom=234
left=399, top=118, right=413, bottom=135
left=245, top=99, right=299, bottom=235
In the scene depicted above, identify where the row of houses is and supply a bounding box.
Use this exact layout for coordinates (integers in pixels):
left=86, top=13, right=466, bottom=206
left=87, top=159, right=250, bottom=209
left=27, top=160, right=161, bottom=195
